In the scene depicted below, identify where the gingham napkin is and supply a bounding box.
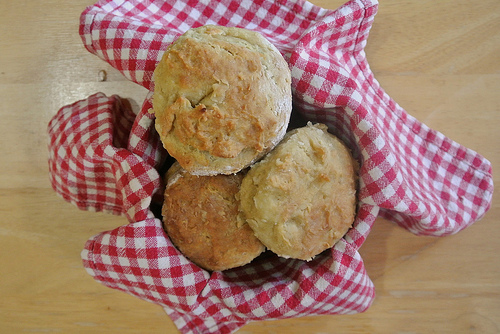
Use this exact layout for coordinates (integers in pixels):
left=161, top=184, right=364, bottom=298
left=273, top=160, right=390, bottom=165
left=47, top=0, right=494, bottom=333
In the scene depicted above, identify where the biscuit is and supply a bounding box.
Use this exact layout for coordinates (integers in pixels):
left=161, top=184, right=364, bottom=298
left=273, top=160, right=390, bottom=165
left=238, top=123, right=358, bottom=261
left=153, top=25, right=292, bottom=176
left=162, top=162, right=265, bottom=271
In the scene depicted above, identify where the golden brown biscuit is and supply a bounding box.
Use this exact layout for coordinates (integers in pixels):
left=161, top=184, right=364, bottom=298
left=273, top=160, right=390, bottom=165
left=153, top=25, right=292, bottom=176
left=162, top=162, right=265, bottom=271
left=238, top=123, right=358, bottom=261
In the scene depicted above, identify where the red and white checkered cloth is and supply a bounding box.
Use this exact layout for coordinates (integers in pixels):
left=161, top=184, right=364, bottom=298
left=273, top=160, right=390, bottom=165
left=47, top=0, right=493, bottom=333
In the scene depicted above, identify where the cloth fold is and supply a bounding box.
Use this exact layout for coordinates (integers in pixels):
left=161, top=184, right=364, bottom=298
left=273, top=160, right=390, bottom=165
left=47, top=0, right=493, bottom=333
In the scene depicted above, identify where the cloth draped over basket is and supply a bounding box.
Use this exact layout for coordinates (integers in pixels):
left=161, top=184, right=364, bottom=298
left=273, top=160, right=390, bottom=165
left=47, top=0, right=493, bottom=333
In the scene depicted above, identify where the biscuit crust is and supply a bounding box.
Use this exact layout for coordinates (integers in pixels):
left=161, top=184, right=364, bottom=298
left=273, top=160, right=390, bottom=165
left=153, top=25, right=292, bottom=175
left=162, top=163, right=265, bottom=271
left=238, top=123, right=358, bottom=261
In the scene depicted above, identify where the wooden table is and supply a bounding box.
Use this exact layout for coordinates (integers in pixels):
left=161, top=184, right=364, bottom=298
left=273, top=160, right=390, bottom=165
left=1, top=0, right=498, bottom=332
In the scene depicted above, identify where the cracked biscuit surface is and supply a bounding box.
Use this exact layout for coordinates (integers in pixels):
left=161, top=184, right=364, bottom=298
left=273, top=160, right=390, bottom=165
left=153, top=25, right=292, bottom=175
left=238, top=123, right=358, bottom=261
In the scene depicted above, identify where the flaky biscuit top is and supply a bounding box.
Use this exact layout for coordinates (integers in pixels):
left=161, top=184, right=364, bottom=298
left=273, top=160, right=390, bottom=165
left=238, top=123, right=358, bottom=261
left=153, top=25, right=292, bottom=175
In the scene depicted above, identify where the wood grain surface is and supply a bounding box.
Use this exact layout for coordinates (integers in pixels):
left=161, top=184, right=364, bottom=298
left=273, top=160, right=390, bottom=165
left=1, top=0, right=499, bottom=333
